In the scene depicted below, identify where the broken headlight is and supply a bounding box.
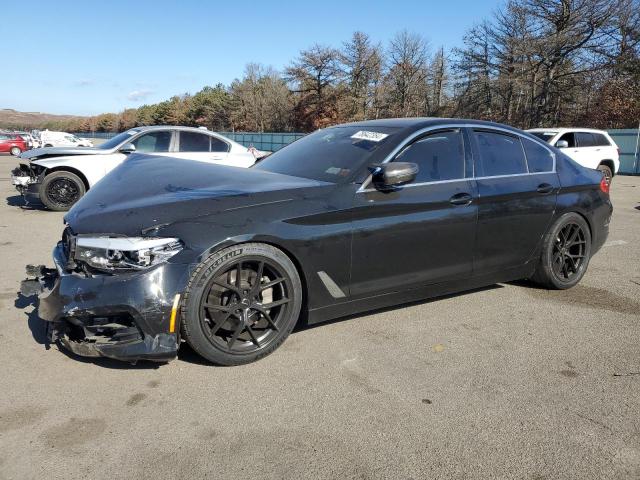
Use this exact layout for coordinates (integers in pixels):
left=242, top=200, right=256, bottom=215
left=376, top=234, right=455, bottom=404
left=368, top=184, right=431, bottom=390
left=74, top=236, right=183, bottom=271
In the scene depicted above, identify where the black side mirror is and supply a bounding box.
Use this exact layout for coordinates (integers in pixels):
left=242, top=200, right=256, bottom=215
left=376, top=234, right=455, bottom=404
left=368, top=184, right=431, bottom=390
left=371, top=162, right=419, bottom=189
left=119, top=142, right=136, bottom=154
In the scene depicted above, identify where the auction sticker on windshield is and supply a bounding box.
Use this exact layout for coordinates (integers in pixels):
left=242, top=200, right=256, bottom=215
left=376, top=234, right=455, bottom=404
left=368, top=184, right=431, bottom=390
left=351, top=131, right=389, bottom=142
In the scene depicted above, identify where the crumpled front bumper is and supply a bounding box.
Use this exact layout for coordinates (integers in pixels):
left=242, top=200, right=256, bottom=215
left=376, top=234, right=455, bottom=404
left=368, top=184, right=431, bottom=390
left=21, top=244, right=191, bottom=363
left=11, top=166, right=43, bottom=205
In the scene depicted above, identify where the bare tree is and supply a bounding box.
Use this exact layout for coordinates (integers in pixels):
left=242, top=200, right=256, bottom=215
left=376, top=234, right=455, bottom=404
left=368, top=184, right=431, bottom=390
left=340, top=32, right=383, bottom=120
left=385, top=30, right=430, bottom=117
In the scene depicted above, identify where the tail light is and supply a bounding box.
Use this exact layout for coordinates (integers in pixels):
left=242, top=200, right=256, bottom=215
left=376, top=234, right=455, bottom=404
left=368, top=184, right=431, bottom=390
left=600, top=176, right=610, bottom=194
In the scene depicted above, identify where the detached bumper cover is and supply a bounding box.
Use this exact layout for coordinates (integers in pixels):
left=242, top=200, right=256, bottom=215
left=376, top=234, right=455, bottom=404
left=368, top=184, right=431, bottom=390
left=22, top=244, right=191, bottom=363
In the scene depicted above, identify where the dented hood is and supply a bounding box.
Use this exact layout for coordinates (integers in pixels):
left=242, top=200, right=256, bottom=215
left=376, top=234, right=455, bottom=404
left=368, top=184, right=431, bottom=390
left=20, top=146, right=105, bottom=161
left=64, top=154, right=331, bottom=236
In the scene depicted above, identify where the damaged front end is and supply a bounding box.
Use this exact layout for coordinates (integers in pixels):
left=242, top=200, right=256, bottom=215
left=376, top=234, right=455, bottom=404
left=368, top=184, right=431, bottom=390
left=11, top=163, right=45, bottom=205
left=21, top=227, right=191, bottom=363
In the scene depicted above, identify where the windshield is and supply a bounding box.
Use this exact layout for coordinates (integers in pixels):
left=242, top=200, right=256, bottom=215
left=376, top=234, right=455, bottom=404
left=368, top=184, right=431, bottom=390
left=528, top=131, right=557, bottom=143
left=253, top=126, right=399, bottom=182
left=98, top=130, right=139, bottom=150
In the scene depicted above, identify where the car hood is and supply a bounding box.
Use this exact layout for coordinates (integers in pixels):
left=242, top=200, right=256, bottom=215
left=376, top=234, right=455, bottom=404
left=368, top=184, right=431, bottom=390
left=20, top=146, right=106, bottom=160
left=65, top=154, right=332, bottom=236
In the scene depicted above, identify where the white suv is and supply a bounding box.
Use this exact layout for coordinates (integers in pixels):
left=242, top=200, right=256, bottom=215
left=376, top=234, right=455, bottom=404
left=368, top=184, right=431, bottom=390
left=526, top=128, right=619, bottom=183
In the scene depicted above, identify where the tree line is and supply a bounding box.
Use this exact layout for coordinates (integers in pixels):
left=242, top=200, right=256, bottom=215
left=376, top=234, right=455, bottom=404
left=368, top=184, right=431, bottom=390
left=21, top=0, right=640, bottom=133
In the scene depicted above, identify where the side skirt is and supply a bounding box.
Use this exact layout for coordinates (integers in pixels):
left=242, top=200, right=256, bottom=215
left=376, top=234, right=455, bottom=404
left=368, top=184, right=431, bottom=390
left=306, top=263, right=535, bottom=325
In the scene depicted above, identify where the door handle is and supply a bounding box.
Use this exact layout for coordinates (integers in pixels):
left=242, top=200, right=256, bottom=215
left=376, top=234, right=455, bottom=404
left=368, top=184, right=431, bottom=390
left=449, top=192, right=473, bottom=206
left=536, top=183, right=554, bottom=194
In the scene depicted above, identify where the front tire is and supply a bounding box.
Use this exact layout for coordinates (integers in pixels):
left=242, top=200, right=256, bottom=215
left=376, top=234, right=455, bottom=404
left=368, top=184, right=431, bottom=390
left=10, top=146, right=22, bottom=156
left=40, top=171, right=86, bottom=211
left=181, top=243, right=302, bottom=365
left=531, top=212, right=592, bottom=289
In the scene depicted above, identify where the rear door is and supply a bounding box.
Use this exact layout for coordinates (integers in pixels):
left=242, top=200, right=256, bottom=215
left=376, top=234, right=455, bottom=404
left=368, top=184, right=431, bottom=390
left=173, top=131, right=230, bottom=164
left=575, top=132, right=601, bottom=169
left=471, top=129, right=558, bottom=273
left=350, top=128, right=477, bottom=297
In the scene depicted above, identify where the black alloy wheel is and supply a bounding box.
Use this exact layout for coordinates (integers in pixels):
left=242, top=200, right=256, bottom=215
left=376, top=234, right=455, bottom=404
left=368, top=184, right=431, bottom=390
left=200, top=258, right=291, bottom=352
left=531, top=212, right=592, bottom=289
left=181, top=243, right=302, bottom=365
left=551, top=222, right=587, bottom=281
left=41, top=171, right=86, bottom=211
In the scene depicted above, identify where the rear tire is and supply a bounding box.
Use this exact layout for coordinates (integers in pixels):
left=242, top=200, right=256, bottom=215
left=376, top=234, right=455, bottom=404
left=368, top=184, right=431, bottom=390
left=40, top=171, right=86, bottom=211
left=597, top=164, right=613, bottom=184
left=180, top=243, right=302, bottom=365
left=10, top=146, right=21, bottom=156
left=531, top=212, right=591, bottom=289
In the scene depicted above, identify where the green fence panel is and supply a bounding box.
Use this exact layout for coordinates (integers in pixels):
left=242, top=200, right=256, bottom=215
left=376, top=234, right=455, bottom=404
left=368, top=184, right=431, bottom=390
left=607, top=129, right=640, bottom=175
left=217, top=132, right=305, bottom=152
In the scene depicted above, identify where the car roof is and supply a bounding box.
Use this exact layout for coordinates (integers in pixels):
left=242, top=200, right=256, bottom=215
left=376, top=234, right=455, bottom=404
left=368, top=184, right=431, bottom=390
left=334, top=117, right=525, bottom=135
left=526, top=127, right=610, bottom=134
left=124, top=125, right=246, bottom=149
left=129, top=125, right=220, bottom=134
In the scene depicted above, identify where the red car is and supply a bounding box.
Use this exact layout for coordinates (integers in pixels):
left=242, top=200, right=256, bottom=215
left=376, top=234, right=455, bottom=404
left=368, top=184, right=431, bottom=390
left=0, top=133, right=28, bottom=156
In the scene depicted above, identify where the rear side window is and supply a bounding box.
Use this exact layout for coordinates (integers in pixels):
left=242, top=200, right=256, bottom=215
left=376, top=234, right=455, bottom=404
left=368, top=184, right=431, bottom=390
left=211, top=137, right=229, bottom=152
left=179, top=132, right=211, bottom=152
left=593, top=133, right=611, bottom=147
left=474, top=130, right=527, bottom=176
left=522, top=138, right=554, bottom=172
left=394, top=130, right=465, bottom=182
left=576, top=132, right=596, bottom=147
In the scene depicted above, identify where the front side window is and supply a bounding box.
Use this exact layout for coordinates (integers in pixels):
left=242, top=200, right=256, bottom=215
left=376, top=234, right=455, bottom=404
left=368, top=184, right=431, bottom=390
left=556, top=132, right=576, bottom=148
left=522, top=138, right=554, bottom=173
left=132, top=131, right=172, bottom=153
left=576, top=132, right=596, bottom=147
left=394, top=130, right=465, bottom=183
left=179, top=132, right=211, bottom=152
left=474, top=130, right=527, bottom=177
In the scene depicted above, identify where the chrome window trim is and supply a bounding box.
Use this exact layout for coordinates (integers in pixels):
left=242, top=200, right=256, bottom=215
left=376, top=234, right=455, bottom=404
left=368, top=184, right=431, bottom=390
left=357, top=123, right=556, bottom=193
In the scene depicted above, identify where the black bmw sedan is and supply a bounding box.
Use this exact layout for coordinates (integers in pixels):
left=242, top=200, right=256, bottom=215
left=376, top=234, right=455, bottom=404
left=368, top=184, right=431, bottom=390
left=22, top=118, right=612, bottom=365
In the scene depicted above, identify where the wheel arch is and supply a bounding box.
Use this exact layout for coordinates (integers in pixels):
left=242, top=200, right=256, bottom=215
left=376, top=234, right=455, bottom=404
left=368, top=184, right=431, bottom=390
left=198, top=235, right=310, bottom=318
left=598, top=159, right=615, bottom=176
left=45, top=166, right=91, bottom=191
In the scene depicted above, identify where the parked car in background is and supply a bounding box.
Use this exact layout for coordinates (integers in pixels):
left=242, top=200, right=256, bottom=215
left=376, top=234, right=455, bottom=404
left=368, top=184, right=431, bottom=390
left=11, top=126, right=260, bottom=211
left=39, top=131, right=93, bottom=147
left=526, top=128, right=619, bottom=183
left=22, top=118, right=612, bottom=365
left=0, top=133, right=28, bottom=156
left=13, top=131, right=35, bottom=149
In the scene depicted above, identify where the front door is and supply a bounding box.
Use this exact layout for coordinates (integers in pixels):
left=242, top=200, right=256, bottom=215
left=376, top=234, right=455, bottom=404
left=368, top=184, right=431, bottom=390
left=350, top=128, right=477, bottom=297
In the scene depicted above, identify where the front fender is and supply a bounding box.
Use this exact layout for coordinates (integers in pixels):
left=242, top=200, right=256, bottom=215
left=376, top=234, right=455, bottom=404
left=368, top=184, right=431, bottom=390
left=33, top=154, right=125, bottom=187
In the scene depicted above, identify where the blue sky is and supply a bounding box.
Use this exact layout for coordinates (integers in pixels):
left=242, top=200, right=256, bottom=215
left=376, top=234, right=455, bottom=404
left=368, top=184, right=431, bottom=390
left=3, top=0, right=498, bottom=115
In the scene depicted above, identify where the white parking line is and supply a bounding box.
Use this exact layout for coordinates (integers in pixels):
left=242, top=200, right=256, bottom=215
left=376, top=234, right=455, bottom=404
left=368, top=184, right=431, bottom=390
left=603, top=240, right=628, bottom=247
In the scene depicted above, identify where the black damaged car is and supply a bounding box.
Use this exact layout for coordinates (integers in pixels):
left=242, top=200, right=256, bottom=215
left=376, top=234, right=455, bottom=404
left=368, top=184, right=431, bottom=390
left=22, top=118, right=612, bottom=365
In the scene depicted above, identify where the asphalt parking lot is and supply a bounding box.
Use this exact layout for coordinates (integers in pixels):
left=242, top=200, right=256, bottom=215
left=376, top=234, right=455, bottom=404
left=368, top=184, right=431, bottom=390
left=0, top=153, right=638, bottom=480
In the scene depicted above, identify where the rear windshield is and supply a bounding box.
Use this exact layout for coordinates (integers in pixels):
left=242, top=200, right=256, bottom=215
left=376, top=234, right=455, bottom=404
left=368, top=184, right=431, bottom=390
left=253, top=126, right=399, bottom=183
